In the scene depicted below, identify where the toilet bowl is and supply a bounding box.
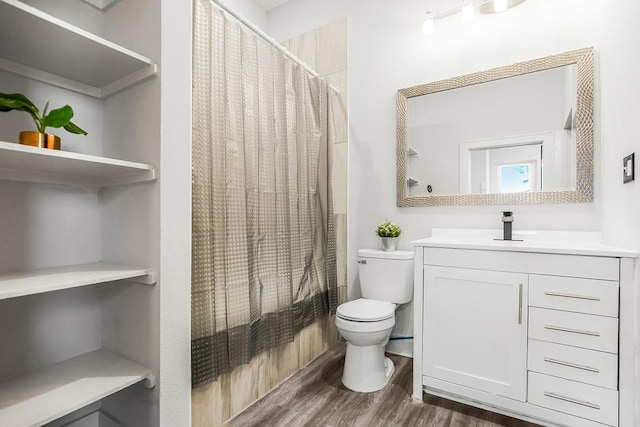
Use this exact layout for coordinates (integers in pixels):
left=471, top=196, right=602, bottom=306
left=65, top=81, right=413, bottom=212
left=336, top=298, right=397, bottom=392
left=335, top=249, right=413, bottom=393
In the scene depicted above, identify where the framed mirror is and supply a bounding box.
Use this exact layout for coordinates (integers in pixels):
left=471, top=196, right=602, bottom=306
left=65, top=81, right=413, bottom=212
left=396, top=47, right=594, bottom=206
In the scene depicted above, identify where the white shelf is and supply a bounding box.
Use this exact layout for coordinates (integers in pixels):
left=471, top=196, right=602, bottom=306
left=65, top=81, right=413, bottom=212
left=0, top=0, right=157, bottom=98
left=0, top=349, right=154, bottom=426
left=407, top=177, right=420, bottom=186
left=0, top=263, right=156, bottom=301
left=0, top=141, right=156, bottom=188
left=407, top=147, right=419, bottom=158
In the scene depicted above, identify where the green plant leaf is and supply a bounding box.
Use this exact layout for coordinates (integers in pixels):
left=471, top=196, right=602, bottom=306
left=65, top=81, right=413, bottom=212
left=0, top=93, right=42, bottom=131
left=0, top=97, right=38, bottom=115
left=42, top=105, right=73, bottom=129
left=64, top=121, right=88, bottom=136
left=0, top=92, right=38, bottom=112
left=375, top=220, right=401, bottom=237
left=0, top=98, right=31, bottom=112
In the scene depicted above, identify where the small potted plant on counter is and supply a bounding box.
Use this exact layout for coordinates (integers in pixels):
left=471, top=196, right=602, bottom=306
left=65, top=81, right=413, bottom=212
left=376, top=220, right=402, bottom=252
left=0, top=92, right=87, bottom=150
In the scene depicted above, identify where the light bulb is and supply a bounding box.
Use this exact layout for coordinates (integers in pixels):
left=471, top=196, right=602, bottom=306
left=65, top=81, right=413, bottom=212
left=461, top=1, right=475, bottom=22
left=423, top=11, right=434, bottom=36
left=494, top=0, right=509, bottom=13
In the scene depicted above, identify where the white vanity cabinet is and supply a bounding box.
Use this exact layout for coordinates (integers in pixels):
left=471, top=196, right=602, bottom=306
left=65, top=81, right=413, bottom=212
left=413, top=233, right=638, bottom=427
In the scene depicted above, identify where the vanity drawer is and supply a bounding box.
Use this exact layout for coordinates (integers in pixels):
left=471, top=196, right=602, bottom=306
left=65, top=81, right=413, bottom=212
left=529, top=308, right=618, bottom=353
left=528, top=339, right=618, bottom=389
left=528, top=372, right=618, bottom=426
left=423, top=248, right=619, bottom=281
left=529, top=275, right=619, bottom=317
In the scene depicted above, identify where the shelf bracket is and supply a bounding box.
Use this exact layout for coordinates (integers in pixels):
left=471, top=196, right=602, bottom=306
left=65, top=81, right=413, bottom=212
left=80, top=0, right=122, bottom=11
left=142, top=373, right=157, bottom=389
left=100, top=168, right=157, bottom=188
left=100, top=64, right=159, bottom=98
left=131, top=269, right=158, bottom=286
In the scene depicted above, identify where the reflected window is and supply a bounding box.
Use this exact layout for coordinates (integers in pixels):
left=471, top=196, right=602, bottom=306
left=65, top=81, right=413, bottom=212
left=498, top=163, right=535, bottom=193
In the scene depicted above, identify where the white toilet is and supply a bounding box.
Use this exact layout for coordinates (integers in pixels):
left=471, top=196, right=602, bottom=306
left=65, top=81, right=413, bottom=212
left=335, top=249, right=414, bottom=392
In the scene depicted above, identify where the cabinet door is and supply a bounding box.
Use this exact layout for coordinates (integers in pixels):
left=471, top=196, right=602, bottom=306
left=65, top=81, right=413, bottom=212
left=423, top=266, right=528, bottom=401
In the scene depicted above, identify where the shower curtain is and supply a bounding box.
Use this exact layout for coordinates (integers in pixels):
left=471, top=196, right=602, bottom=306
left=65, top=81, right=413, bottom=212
left=191, top=0, right=338, bottom=387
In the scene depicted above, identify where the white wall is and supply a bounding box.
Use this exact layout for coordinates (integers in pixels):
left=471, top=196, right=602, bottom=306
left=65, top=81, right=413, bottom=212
left=599, top=1, right=640, bottom=250
left=266, top=0, right=640, bottom=364
left=267, top=0, right=605, bottom=293
left=159, top=0, right=193, bottom=425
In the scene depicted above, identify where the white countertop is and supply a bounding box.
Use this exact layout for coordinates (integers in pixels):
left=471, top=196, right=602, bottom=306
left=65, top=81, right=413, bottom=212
left=412, top=229, right=638, bottom=258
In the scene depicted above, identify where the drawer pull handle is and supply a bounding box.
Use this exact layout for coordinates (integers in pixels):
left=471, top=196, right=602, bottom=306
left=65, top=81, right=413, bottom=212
left=544, top=325, right=600, bottom=337
left=544, top=291, right=600, bottom=301
left=544, top=392, right=600, bottom=410
left=518, top=284, right=523, bottom=325
left=543, top=357, right=600, bottom=373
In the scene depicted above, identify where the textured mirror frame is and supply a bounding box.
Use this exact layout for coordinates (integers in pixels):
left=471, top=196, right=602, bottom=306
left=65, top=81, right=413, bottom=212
left=396, top=47, right=594, bottom=207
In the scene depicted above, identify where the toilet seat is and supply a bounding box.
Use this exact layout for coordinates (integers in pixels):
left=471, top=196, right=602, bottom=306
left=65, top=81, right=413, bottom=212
left=336, top=298, right=395, bottom=322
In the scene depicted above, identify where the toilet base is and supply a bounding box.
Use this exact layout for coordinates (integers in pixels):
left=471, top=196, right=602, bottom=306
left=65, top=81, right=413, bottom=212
left=341, top=342, right=395, bottom=392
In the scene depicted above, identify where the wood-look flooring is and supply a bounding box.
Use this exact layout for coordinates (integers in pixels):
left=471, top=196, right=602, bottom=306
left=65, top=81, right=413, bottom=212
left=227, top=343, right=540, bottom=427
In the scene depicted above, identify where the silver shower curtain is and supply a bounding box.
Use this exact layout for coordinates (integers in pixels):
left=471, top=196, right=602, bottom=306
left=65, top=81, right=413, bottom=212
left=191, top=0, right=337, bottom=387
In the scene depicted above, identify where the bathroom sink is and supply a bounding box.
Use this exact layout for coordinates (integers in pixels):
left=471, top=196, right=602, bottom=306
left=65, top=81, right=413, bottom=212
left=412, top=229, right=637, bottom=257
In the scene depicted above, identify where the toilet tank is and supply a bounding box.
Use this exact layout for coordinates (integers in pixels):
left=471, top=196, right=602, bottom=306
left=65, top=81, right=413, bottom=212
left=358, top=249, right=414, bottom=304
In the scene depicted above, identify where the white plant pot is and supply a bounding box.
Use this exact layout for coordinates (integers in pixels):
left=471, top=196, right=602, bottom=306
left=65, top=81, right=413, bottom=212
left=380, top=237, right=399, bottom=251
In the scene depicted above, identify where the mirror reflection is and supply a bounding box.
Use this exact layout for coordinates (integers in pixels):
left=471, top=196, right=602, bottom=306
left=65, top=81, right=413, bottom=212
left=406, top=65, right=576, bottom=196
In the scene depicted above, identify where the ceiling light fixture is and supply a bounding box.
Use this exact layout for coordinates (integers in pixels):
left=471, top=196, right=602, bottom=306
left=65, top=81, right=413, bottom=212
left=478, top=0, right=528, bottom=14
left=422, top=0, right=527, bottom=36
left=493, top=0, right=509, bottom=13
left=461, top=1, right=475, bottom=22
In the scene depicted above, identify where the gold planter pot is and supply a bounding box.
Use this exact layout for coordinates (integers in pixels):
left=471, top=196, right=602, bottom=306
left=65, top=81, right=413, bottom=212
left=19, top=131, right=61, bottom=150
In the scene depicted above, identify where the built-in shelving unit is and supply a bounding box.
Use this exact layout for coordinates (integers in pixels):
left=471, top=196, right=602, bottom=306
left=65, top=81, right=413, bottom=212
left=0, top=0, right=157, bottom=98
left=0, top=0, right=162, bottom=424
left=0, top=141, right=156, bottom=188
left=0, top=349, right=154, bottom=427
left=0, top=263, right=156, bottom=301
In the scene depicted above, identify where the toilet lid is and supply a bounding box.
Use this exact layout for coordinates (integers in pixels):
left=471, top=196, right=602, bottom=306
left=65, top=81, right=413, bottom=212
left=336, top=298, right=395, bottom=322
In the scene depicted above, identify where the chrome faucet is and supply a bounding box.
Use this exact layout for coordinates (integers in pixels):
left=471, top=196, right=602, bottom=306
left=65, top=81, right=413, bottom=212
left=502, top=211, right=513, bottom=240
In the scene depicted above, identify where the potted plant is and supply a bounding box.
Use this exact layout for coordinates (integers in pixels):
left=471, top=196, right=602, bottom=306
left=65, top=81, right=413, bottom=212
left=375, top=220, right=402, bottom=252
left=0, top=92, right=87, bottom=150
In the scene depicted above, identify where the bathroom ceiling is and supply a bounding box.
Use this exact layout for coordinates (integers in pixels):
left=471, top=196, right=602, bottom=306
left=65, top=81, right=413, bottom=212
left=253, top=0, right=291, bottom=11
